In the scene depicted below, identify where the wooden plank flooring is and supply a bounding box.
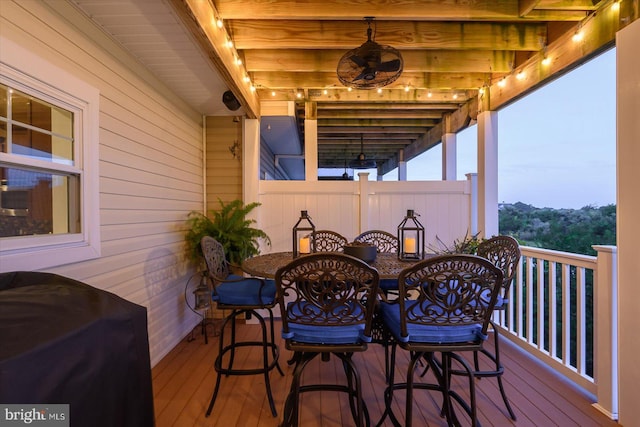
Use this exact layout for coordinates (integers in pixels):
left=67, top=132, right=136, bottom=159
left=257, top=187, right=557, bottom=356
left=152, top=320, right=619, bottom=427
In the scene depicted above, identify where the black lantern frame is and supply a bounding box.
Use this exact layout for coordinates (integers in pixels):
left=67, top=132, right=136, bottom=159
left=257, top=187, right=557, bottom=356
left=397, top=209, right=425, bottom=260
left=292, top=210, right=316, bottom=258
left=194, top=271, right=212, bottom=310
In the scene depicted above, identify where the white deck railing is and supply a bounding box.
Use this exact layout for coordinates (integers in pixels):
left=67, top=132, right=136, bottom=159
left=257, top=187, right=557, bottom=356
left=494, top=245, right=618, bottom=420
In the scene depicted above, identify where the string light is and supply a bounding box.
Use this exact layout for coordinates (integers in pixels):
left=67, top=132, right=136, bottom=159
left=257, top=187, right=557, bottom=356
left=572, top=29, right=584, bottom=42
left=516, top=70, right=525, bottom=80
left=216, top=18, right=224, bottom=28
left=271, top=91, right=276, bottom=97
left=296, top=92, right=303, bottom=98
left=250, top=85, right=256, bottom=92
left=542, top=56, right=551, bottom=66
left=377, top=88, right=382, bottom=94
left=226, top=39, right=234, bottom=48
left=323, top=89, right=328, bottom=95
left=497, top=78, right=506, bottom=88
left=612, top=1, right=620, bottom=12
left=427, top=90, right=432, bottom=98
left=235, top=57, right=242, bottom=66
left=404, top=85, right=410, bottom=92
left=452, top=93, right=458, bottom=100
left=347, top=87, right=353, bottom=92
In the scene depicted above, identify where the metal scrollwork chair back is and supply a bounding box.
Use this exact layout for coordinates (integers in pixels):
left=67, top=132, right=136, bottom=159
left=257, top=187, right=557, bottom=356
left=312, top=229, right=348, bottom=252
left=355, top=230, right=399, bottom=253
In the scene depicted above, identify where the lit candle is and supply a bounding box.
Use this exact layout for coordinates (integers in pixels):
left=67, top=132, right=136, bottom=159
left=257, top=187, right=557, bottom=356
left=404, top=237, right=417, bottom=254
left=299, top=237, right=311, bottom=254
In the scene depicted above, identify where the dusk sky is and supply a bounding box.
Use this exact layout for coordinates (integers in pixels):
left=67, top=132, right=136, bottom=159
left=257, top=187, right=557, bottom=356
left=404, top=48, right=616, bottom=209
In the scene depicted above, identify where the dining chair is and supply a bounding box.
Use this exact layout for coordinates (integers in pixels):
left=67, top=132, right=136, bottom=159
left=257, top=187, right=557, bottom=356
left=275, top=253, right=380, bottom=427
left=354, top=229, right=400, bottom=292
left=354, top=230, right=399, bottom=253
left=313, top=229, right=348, bottom=252
left=471, top=234, right=521, bottom=420
left=378, top=254, right=503, bottom=427
left=200, top=236, right=284, bottom=418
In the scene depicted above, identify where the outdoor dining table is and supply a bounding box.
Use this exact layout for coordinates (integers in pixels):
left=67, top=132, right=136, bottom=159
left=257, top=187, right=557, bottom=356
left=242, top=251, right=429, bottom=280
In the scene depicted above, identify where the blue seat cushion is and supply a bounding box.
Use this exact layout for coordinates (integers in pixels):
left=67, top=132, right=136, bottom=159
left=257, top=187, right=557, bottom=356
left=282, top=301, right=371, bottom=344
left=212, top=275, right=276, bottom=306
left=380, top=300, right=486, bottom=344
left=379, top=278, right=399, bottom=291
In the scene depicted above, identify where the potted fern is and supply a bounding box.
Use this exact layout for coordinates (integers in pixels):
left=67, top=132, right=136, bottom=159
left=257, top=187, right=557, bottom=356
left=184, top=198, right=271, bottom=267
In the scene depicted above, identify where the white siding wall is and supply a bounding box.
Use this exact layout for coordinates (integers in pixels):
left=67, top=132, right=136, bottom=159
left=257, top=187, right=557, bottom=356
left=1, top=1, right=203, bottom=365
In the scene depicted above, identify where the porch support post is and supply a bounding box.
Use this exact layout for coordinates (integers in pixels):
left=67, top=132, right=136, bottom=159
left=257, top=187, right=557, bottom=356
left=592, top=245, right=618, bottom=420
left=398, top=148, right=407, bottom=181
left=616, top=18, right=640, bottom=426
left=466, top=173, right=478, bottom=235
left=442, top=132, right=457, bottom=180
left=242, top=117, right=260, bottom=209
left=357, top=172, right=370, bottom=234
left=476, top=110, right=498, bottom=238
left=305, top=102, right=318, bottom=181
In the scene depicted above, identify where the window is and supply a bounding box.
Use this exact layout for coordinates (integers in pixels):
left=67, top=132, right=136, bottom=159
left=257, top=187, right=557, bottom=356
left=0, top=39, right=100, bottom=271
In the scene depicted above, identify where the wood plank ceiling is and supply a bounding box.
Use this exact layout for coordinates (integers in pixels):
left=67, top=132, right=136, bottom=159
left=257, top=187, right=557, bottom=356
left=77, top=0, right=636, bottom=174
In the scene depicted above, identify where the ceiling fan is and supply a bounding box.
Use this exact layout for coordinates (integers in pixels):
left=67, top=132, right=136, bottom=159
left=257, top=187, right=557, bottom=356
left=349, top=135, right=377, bottom=169
left=337, top=17, right=403, bottom=89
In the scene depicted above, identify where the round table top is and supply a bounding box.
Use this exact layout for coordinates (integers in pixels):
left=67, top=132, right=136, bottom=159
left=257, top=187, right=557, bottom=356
left=242, top=251, right=428, bottom=280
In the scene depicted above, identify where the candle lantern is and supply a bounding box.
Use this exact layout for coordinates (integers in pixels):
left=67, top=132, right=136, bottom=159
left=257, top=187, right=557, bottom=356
left=397, top=209, right=425, bottom=260
left=194, top=271, right=212, bottom=310
left=292, top=210, right=316, bottom=258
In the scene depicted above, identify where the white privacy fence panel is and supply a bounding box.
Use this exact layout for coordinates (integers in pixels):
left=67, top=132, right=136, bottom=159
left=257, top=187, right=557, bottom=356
left=256, top=178, right=472, bottom=254
left=366, top=180, right=473, bottom=251
left=257, top=180, right=360, bottom=252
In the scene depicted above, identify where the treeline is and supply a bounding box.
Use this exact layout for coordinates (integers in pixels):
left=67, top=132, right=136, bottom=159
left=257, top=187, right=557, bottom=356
left=499, top=202, right=616, bottom=256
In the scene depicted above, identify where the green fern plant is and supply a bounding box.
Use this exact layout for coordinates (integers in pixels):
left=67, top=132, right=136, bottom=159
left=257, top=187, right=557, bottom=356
left=184, top=199, right=271, bottom=266
left=430, top=231, right=484, bottom=255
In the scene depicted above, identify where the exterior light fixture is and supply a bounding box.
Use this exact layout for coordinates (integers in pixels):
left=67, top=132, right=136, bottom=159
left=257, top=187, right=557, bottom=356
left=292, top=210, right=316, bottom=258
left=397, top=209, right=425, bottom=260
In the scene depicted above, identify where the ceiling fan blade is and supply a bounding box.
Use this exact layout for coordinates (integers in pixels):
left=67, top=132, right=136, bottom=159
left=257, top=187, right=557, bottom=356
left=376, top=59, right=401, bottom=72
left=349, top=55, right=367, bottom=67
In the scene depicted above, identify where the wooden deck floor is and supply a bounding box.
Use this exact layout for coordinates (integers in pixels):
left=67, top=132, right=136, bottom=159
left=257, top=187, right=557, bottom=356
left=152, top=320, right=619, bottom=427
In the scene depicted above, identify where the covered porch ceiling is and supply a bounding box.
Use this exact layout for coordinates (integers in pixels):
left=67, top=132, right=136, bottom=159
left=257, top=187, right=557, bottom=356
left=70, top=0, right=636, bottom=175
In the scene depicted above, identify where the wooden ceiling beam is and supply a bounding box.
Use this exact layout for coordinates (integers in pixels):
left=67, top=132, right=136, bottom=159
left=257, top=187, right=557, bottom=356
left=229, top=21, right=547, bottom=50
left=243, top=49, right=515, bottom=73
left=252, top=72, right=489, bottom=90
left=172, top=0, right=260, bottom=118
left=318, top=126, right=430, bottom=134
left=318, top=118, right=437, bottom=127
left=257, top=89, right=475, bottom=103
left=217, top=0, right=583, bottom=20
left=318, top=110, right=445, bottom=119
left=317, top=103, right=458, bottom=110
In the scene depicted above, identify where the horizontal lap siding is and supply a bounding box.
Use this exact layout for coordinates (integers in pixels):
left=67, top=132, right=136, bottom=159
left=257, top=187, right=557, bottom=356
left=1, top=1, right=204, bottom=366
left=206, top=116, right=242, bottom=209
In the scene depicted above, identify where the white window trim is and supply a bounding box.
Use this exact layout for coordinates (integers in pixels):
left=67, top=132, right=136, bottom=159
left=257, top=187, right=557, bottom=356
left=0, top=36, right=100, bottom=271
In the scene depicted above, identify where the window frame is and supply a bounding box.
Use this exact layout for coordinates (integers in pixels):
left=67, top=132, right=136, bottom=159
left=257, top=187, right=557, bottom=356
left=0, top=36, right=100, bottom=271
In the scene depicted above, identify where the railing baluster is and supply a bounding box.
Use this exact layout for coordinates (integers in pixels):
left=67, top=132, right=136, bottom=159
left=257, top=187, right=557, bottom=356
left=537, top=258, right=546, bottom=352
left=562, top=263, right=571, bottom=370
left=577, top=266, right=586, bottom=376
left=549, top=261, right=558, bottom=361
left=526, top=255, right=534, bottom=344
